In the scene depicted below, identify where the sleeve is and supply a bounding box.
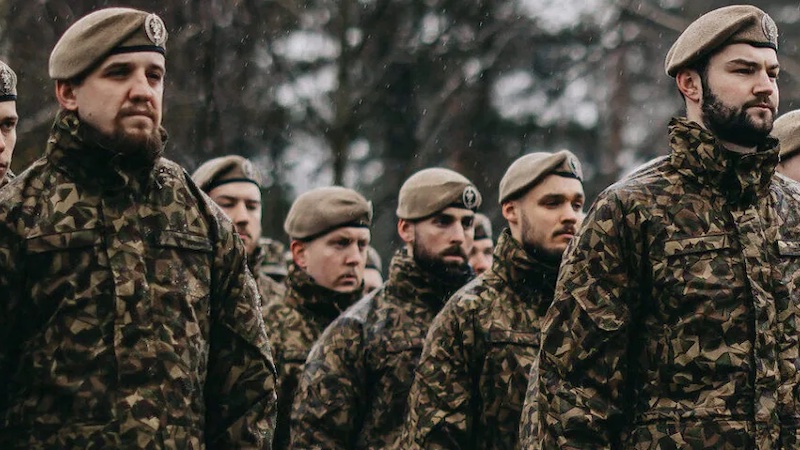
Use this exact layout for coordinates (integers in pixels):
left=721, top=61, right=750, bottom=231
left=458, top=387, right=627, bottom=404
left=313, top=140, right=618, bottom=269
left=205, top=220, right=279, bottom=449
left=289, top=317, right=366, bottom=450
left=531, top=191, right=639, bottom=450
left=400, top=294, right=476, bottom=449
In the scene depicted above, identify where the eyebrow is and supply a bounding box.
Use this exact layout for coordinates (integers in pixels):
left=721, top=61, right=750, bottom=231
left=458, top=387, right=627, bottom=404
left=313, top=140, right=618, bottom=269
left=727, top=59, right=780, bottom=70
left=214, top=195, right=261, bottom=203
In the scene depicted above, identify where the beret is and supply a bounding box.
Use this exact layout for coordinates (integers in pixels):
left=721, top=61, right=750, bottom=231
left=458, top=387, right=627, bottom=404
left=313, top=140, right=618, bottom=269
left=365, top=246, right=382, bottom=272
left=0, top=60, right=17, bottom=102
left=499, top=150, right=582, bottom=204
left=397, top=168, right=481, bottom=220
left=284, top=186, right=373, bottom=241
left=192, top=155, right=263, bottom=193
left=473, top=213, right=493, bottom=241
left=774, top=110, right=800, bottom=160
left=665, top=5, right=777, bottom=77
left=50, top=7, right=168, bottom=80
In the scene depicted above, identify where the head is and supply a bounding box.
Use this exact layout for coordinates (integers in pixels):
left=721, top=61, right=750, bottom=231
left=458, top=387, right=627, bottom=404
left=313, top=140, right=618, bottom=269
left=666, top=5, right=779, bottom=151
left=396, top=168, right=482, bottom=278
left=50, top=8, right=168, bottom=163
left=500, top=150, right=585, bottom=264
left=363, top=246, right=383, bottom=294
left=285, top=186, right=373, bottom=293
left=468, top=213, right=493, bottom=275
left=0, top=60, right=18, bottom=182
left=773, top=110, right=800, bottom=182
left=193, top=155, right=264, bottom=255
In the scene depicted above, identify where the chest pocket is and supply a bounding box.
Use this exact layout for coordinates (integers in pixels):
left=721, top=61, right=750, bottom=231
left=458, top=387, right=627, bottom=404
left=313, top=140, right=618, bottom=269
left=148, top=230, right=213, bottom=301
left=25, top=229, right=104, bottom=278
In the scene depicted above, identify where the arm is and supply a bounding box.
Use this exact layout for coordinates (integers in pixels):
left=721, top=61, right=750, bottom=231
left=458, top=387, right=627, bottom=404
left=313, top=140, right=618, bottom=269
left=205, top=220, right=278, bottom=449
left=533, top=191, right=638, bottom=450
left=290, top=317, right=366, bottom=450
left=400, top=294, right=475, bottom=449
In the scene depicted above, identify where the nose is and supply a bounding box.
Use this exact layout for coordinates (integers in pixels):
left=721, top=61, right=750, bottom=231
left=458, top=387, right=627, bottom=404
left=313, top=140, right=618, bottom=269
left=129, top=70, right=155, bottom=102
left=0, top=133, right=5, bottom=154
left=344, top=244, right=364, bottom=266
left=562, top=205, right=579, bottom=224
left=753, top=70, right=775, bottom=98
left=450, top=222, right=466, bottom=245
left=229, top=202, right=249, bottom=226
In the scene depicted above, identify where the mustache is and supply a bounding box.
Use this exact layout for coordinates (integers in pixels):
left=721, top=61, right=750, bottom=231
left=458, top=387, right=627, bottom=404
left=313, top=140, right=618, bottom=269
left=118, top=105, right=156, bottom=120
left=744, top=98, right=776, bottom=112
left=440, top=245, right=468, bottom=260
left=552, top=225, right=577, bottom=237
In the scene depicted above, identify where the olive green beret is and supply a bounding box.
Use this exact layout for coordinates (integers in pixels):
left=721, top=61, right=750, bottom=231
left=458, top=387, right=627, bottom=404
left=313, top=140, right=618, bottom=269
left=665, top=5, right=777, bottom=77
left=49, top=7, right=168, bottom=80
left=284, top=186, right=373, bottom=241
left=0, top=60, right=17, bottom=102
left=774, top=110, right=800, bottom=160
left=474, top=213, right=493, bottom=241
left=192, top=155, right=263, bottom=193
left=396, top=168, right=481, bottom=220
left=366, top=246, right=382, bottom=272
left=499, top=150, right=583, bottom=204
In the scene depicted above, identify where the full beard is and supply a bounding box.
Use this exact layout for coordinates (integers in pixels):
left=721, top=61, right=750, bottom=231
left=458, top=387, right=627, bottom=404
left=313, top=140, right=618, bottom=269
left=701, top=87, right=775, bottom=148
left=81, top=116, right=164, bottom=166
left=413, top=241, right=473, bottom=286
left=520, top=213, right=568, bottom=266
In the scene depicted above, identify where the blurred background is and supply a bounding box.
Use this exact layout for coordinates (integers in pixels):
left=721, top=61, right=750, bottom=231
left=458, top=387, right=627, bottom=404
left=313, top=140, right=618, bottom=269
left=3, top=0, right=799, bottom=261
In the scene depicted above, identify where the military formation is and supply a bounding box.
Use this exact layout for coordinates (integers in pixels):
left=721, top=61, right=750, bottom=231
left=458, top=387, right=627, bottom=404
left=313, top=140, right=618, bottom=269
left=1, top=3, right=800, bottom=450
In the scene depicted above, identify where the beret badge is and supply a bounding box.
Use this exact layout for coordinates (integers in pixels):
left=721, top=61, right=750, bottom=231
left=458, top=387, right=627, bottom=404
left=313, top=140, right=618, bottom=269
left=0, top=66, right=13, bottom=96
left=762, top=14, right=778, bottom=46
left=462, top=186, right=479, bottom=210
left=145, top=14, right=167, bottom=47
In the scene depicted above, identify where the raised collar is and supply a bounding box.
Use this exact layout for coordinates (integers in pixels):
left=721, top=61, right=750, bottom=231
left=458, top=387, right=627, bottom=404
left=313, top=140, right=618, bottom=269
left=490, top=228, right=559, bottom=304
left=384, top=248, right=472, bottom=310
left=284, top=263, right=362, bottom=320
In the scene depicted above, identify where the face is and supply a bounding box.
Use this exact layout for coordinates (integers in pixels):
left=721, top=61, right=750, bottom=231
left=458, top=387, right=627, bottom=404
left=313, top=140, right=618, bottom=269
left=504, top=175, right=584, bottom=262
left=362, top=268, right=383, bottom=295
left=700, top=44, right=779, bottom=147
left=0, top=101, right=18, bottom=182
left=468, top=238, right=493, bottom=275
left=58, top=52, right=165, bottom=159
left=400, top=207, right=475, bottom=270
left=208, top=181, right=262, bottom=255
left=293, top=226, right=370, bottom=293
left=778, top=153, right=800, bottom=183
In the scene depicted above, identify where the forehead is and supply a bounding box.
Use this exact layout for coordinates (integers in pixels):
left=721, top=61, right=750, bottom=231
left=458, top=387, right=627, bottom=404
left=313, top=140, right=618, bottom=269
left=522, top=174, right=584, bottom=200
left=208, top=181, right=262, bottom=200
left=710, top=43, right=779, bottom=67
left=0, top=101, right=17, bottom=119
left=427, top=206, right=475, bottom=221
left=318, top=226, right=371, bottom=242
left=95, top=51, right=166, bottom=72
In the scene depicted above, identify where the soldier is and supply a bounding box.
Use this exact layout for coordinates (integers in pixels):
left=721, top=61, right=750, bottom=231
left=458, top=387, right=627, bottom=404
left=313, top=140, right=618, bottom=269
left=0, top=59, right=18, bottom=188
left=363, top=245, right=384, bottom=294
left=772, top=110, right=800, bottom=182
left=265, top=186, right=372, bottom=449
left=192, top=155, right=287, bottom=307
left=0, top=8, right=277, bottom=448
left=522, top=5, right=800, bottom=448
left=290, top=168, right=481, bottom=449
left=467, top=212, right=494, bottom=275
left=399, top=151, right=583, bottom=450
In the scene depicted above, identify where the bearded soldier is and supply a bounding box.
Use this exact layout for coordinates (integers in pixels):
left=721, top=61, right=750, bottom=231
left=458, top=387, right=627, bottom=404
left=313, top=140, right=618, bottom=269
left=0, top=60, right=18, bottom=188
left=399, top=151, right=584, bottom=449
left=290, top=168, right=480, bottom=449
left=523, top=5, right=800, bottom=449
left=264, top=186, right=372, bottom=449
left=0, top=8, right=277, bottom=448
left=192, top=155, right=287, bottom=307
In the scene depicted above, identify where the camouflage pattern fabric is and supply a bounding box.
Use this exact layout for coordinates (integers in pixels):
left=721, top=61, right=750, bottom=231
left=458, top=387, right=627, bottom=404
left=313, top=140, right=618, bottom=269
left=0, top=110, right=278, bottom=449
left=520, top=117, right=800, bottom=449
left=289, top=249, right=471, bottom=449
left=0, top=169, right=13, bottom=189
left=398, top=228, right=558, bottom=450
left=263, top=263, right=361, bottom=449
left=249, top=239, right=287, bottom=317
left=253, top=237, right=288, bottom=282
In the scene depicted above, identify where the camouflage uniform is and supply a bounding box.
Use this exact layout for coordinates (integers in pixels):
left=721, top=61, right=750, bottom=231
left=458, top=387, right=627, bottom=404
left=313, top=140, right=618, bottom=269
left=399, top=229, right=556, bottom=449
left=249, top=238, right=287, bottom=315
left=253, top=237, right=288, bottom=283
left=520, top=117, right=800, bottom=449
left=264, top=263, right=362, bottom=449
left=290, top=249, right=471, bottom=449
left=0, top=111, right=278, bottom=449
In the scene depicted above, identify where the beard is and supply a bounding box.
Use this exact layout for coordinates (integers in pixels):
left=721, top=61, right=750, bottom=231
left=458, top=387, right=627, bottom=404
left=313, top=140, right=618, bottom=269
left=701, top=84, right=775, bottom=148
left=520, top=212, right=569, bottom=266
left=81, top=108, right=164, bottom=165
left=412, top=238, right=472, bottom=285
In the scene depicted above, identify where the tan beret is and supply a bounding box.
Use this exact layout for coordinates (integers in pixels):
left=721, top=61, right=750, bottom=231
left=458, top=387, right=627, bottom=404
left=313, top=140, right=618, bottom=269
left=50, top=7, right=168, bottom=80
left=365, top=246, right=382, bottom=272
left=0, top=60, right=17, bottom=101
left=284, top=186, right=373, bottom=241
left=192, top=155, right=263, bottom=193
left=499, top=150, right=583, bottom=204
left=665, top=5, right=777, bottom=77
left=774, top=110, right=800, bottom=160
left=397, top=168, right=481, bottom=220
left=474, top=213, right=493, bottom=241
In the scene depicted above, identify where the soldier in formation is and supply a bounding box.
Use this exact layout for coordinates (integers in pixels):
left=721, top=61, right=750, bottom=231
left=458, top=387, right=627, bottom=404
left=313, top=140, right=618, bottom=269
left=0, top=8, right=277, bottom=448
left=772, top=110, right=800, bottom=182
left=363, top=246, right=384, bottom=295
left=467, top=212, right=494, bottom=275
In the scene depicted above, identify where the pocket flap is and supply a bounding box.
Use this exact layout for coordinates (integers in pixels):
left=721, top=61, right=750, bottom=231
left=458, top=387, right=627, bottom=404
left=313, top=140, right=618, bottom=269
left=664, top=233, right=730, bottom=257
left=155, top=230, right=213, bottom=253
left=25, top=229, right=102, bottom=253
left=778, top=240, right=800, bottom=257
left=487, top=329, right=538, bottom=346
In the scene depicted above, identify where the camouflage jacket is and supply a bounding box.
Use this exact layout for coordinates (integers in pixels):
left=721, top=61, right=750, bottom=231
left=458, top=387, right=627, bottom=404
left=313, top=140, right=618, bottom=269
left=521, top=117, right=800, bottom=450
left=252, top=237, right=288, bottom=283
left=0, top=111, right=278, bottom=449
left=399, top=229, right=557, bottom=450
left=249, top=240, right=286, bottom=317
left=263, top=263, right=362, bottom=449
left=289, top=249, right=471, bottom=449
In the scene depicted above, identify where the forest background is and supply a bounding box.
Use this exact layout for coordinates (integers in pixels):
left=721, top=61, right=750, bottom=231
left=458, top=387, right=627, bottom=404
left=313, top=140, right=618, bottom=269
left=3, top=0, right=800, bottom=264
